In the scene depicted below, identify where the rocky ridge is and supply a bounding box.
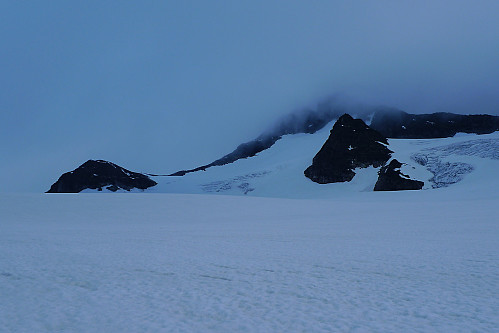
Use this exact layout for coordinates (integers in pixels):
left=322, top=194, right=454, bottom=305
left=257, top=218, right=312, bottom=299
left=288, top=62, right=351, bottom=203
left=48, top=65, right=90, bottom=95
left=374, top=159, right=424, bottom=191
left=370, top=110, right=499, bottom=139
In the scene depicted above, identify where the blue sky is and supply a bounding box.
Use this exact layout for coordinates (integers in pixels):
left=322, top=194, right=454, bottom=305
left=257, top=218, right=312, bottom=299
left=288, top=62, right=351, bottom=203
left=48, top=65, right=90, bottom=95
left=1, top=1, right=498, bottom=192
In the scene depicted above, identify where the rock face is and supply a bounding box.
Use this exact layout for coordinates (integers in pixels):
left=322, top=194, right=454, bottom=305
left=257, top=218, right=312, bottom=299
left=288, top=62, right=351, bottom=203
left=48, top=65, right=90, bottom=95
left=47, top=160, right=157, bottom=193
left=374, top=159, right=424, bottom=191
left=304, top=114, right=393, bottom=184
left=370, top=109, right=499, bottom=139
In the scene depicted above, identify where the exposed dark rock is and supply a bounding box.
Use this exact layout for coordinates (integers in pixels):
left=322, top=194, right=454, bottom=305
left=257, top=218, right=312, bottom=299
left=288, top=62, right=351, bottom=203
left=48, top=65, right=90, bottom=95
left=374, top=159, right=424, bottom=191
left=170, top=136, right=280, bottom=176
left=370, top=109, right=499, bottom=139
left=47, top=160, right=157, bottom=193
left=304, top=114, right=393, bottom=184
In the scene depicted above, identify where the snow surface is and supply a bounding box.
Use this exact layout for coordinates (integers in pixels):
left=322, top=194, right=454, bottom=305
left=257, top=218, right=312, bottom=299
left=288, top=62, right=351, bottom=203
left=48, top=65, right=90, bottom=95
left=1, top=190, right=498, bottom=332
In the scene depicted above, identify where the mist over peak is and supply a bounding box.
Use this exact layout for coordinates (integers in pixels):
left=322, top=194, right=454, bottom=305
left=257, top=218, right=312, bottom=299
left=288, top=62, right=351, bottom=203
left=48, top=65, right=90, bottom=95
left=259, top=95, right=404, bottom=141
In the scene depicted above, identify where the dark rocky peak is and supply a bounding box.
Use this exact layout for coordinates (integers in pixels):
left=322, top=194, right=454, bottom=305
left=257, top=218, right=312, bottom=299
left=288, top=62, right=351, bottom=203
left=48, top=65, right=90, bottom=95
left=47, top=160, right=157, bottom=193
left=374, top=159, right=424, bottom=191
left=304, top=114, right=393, bottom=184
left=370, top=109, right=499, bottom=138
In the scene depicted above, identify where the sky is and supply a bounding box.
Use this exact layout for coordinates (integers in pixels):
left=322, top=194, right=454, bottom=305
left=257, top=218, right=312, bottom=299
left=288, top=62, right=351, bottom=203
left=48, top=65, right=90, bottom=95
left=1, top=0, right=499, bottom=192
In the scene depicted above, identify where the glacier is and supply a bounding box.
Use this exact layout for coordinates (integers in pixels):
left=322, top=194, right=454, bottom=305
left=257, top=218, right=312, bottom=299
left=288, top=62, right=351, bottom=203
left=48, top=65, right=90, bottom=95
left=1, top=188, right=498, bottom=331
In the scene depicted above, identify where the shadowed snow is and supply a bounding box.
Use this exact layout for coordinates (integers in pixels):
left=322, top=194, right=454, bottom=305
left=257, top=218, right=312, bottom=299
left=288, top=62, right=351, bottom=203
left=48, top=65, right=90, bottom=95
left=1, top=190, right=498, bottom=331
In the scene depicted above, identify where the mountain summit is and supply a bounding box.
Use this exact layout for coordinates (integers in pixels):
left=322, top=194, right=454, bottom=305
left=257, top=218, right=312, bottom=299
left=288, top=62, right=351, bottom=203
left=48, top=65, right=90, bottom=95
left=304, top=114, right=392, bottom=184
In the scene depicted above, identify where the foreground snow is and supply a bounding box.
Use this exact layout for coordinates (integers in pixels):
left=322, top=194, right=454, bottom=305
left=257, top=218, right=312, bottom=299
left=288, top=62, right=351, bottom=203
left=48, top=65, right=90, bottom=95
left=1, top=191, right=498, bottom=332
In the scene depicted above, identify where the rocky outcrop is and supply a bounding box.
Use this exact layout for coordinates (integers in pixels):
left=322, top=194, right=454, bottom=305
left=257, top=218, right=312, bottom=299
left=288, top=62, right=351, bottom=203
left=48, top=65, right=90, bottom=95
left=370, top=109, right=499, bottom=139
left=304, top=114, right=392, bottom=183
left=373, top=159, right=424, bottom=191
left=47, top=160, right=157, bottom=193
left=170, top=135, right=280, bottom=176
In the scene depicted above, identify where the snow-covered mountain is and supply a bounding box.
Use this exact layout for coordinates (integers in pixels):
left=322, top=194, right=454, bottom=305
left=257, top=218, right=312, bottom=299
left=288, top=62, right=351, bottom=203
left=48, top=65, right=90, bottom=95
left=144, top=126, right=498, bottom=198
left=47, top=108, right=499, bottom=196
left=65, top=121, right=498, bottom=198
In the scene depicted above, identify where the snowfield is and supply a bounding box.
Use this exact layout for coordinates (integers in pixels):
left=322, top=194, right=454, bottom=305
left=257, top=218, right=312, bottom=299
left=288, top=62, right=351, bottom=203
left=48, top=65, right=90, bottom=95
left=1, top=189, right=498, bottom=332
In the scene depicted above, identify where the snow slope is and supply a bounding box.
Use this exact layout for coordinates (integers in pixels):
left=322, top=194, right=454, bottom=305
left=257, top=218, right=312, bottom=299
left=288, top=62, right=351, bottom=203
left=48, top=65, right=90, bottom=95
left=141, top=125, right=499, bottom=198
left=1, top=191, right=498, bottom=332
